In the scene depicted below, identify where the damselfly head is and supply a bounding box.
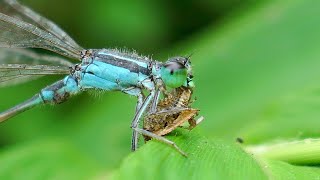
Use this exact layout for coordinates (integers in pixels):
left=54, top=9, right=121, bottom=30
left=161, top=56, right=194, bottom=88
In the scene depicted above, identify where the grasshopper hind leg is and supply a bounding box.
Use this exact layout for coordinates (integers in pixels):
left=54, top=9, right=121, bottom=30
left=133, top=127, right=187, bottom=157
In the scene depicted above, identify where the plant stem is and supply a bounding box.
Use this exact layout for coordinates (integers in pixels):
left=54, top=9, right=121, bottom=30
left=246, top=138, right=320, bottom=165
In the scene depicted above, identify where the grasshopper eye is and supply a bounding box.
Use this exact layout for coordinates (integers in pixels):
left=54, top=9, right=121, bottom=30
left=161, top=61, right=187, bottom=88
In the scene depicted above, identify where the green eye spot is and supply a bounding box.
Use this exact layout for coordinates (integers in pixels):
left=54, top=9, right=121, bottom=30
left=161, top=63, right=187, bottom=88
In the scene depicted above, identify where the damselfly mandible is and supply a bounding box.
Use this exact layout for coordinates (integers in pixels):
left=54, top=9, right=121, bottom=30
left=0, top=0, right=194, bottom=152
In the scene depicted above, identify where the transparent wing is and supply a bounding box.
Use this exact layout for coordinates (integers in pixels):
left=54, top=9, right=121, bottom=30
left=0, top=75, right=40, bottom=87
left=0, top=10, right=82, bottom=59
left=0, top=0, right=82, bottom=51
left=0, top=48, right=74, bottom=67
left=0, top=1, right=80, bottom=86
left=0, top=48, right=72, bottom=87
left=0, top=64, right=70, bottom=87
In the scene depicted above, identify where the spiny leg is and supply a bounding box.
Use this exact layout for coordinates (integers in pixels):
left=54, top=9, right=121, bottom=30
left=133, top=127, right=187, bottom=157
left=123, top=87, right=149, bottom=151
left=149, top=89, right=160, bottom=113
left=130, top=90, right=155, bottom=151
left=150, top=108, right=204, bottom=130
left=150, top=107, right=190, bottom=115
left=149, top=79, right=169, bottom=113
left=123, top=87, right=145, bottom=112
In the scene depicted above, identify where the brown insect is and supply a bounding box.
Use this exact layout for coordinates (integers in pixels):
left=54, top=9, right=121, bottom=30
left=134, top=87, right=204, bottom=156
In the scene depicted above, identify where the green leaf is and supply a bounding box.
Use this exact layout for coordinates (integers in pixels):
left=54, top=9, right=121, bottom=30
left=263, top=160, right=320, bottom=179
left=247, top=138, right=320, bottom=165
left=0, top=139, right=101, bottom=180
left=111, top=129, right=267, bottom=180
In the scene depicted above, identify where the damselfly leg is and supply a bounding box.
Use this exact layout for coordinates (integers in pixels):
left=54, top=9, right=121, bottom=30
left=131, top=90, right=155, bottom=151
left=132, top=127, right=188, bottom=157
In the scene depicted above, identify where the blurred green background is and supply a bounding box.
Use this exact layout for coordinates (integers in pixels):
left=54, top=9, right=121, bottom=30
left=2, top=0, right=320, bottom=179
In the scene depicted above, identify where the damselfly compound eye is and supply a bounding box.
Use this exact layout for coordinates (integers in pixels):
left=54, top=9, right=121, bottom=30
left=161, top=60, right=188, bottom=88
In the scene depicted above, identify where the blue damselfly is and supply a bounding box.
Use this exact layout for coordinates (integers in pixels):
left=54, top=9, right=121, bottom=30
left=0, top=0, right=194, bottom=152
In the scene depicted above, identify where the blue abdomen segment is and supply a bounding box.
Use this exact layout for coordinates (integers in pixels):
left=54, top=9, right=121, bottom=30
left=40, top=75, right=80, bottom=104
left=0, top=76, right=80, bottom=122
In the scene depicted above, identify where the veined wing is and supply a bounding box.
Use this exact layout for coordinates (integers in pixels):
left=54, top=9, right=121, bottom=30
left=0, top=11, right=82, bottom=59
left=0, top=48, right=74, bottom=67
left=0, top=64, right=70, bottom=76
left=1, top=0, right=82, bottom=51
left=0, top=46, right=74, bottom=87
left=0, top=64, right=70, bottom=87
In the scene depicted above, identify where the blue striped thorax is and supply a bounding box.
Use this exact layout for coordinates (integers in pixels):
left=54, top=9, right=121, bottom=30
left=74, top=49, right=194, bottom=92
left=75, top=49, right=154, bottom=91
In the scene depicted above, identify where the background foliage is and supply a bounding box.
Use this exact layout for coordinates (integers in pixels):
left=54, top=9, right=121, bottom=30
left=1, top=0, right=320, bottom=179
